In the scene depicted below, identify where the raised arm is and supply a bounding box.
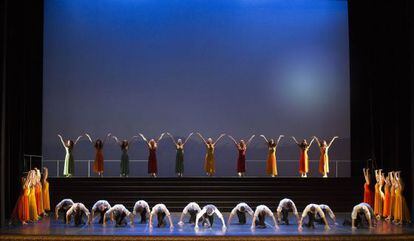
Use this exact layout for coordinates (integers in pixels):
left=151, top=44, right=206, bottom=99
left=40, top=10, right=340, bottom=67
left=196, top=133, right=208, bottom=145
left=291, top=136, right=299, bottom=145
left=157, top=133, right=165, bottom=143
left=57, top=134, right=65, bottom=147
left=103, top=133, right=112, bottom=144
left=313, top=136, right=321, bottom=146
left=276, top=135, right=284, bottom=147
left=85, top=133, right=93, bottom=143
left=213, top=134, right=226, bottom=145
left=166, top=133, right=177, bottom=145
left=308, top=137, right=316, bottom=148
left=139, top=133, right=149, bottom=144
left=183, top=132, right=194, bottom=145
left=228, top=135, right=238, bottom=146
left=112, top=136, right=121, bottom=145
left=328, top=136, right=339, bottom=148
left=246, top=135, right=255, bottom=146
left=260, top=135, right=269, bottom=143
left=74, top=135, right=83, bottom=145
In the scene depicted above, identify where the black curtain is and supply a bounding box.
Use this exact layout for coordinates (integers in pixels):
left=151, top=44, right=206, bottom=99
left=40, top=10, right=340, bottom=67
left=0, top=0, right=43, bottom=227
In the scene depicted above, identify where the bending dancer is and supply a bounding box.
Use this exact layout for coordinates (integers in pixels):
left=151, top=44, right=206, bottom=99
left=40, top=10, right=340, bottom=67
left=260, top=135, right=284, bottom=177
left=58, top=134, right=83, bottom=177
left=55, top=199, right=74, bottom=222
left=178, top=202, right=201, bottom=225
left=112, top=135, right=139, bottom=177
left=316, top=204, right=336, bottom=224
left=227, top=202, right=254, bottom=225
left=85, top=133, right=111, bottom=177
left=363, top=168, right=374, bottom=207
left=196, top=133, right=226, bottom=176
left=314, top=136, right=338, bottom=178
left=251, top=205, right=278, bottom=229
left=65, top=202, right=91, bottom=226
left=166, top=132, right=194, bottom=177
left=350, top=203, right=374, bottom=229
left=298, top=204, right=330, bottom=231
left=149, top=204, right=174, bottom=229
left=139, top=133, right=165, bottom=177
left=133, top=200, right=151, bottom=223
left=103, top=204, right=134, bottom=227
left=195, top=204, right=226, bottom=229
left=292, top=136, right=316, bottom=178
left=228, top=135, right=255, bottom=177
left=91, top=200, right=111, bottom=224
left=276, top=198, right=299, bottom=225
left=42, top=167, right=50, bottom=213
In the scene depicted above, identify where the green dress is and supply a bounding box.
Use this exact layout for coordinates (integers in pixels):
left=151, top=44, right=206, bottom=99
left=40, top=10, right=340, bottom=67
left=175, top=145, right=184, bottom=174
left=120, top=148, right=129, bottom=176
left=63, top=146, right=74, bottom=177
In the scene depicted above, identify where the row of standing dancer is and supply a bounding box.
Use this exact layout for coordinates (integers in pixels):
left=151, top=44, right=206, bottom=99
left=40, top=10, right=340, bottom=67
left=58, top=133, right=339, bottom=178
left=362, top=169, right=410, bottom=225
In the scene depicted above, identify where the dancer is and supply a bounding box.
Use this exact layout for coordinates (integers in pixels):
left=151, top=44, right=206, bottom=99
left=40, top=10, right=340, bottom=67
left=314, top=136, right=338, bottom=178
left=166, top=132, right=194, bottom=177
left=363, top=168, right=374, bottom=207
left=27, top=170, right=39, bottom=222
left=316, top=204, right=336, bottom=224
left=393, top=171, right=411, bottom=224
left=196, top=133, right=226, bottom=176
left=65, top=202, right=91, bottom=226
left=251, top=205, right=278, bottom=229
left=276, top=198, right=299, bottom=225
left=112, top=135, right=139, bottom=177
left=41, top=167, right=50, bottom=213
left=350, top=203, right=374, bottom=229
left=34, top=169, right=44, bottom=217
left=228, top=135, right=255, bottom=177
left=133, top=200, right=151, bottom=223
left=85, top=133, right=111, bottom=177
left=386, top=171, right=396, bottom=221
left=195, top=204, right=226, bottom=229
left=103, top=204, right=134, bottom=226
left=91, top=200, right=111, bottom=224
left=373, top=169, right=383, bottom=218
left=55, top=198, right=74, bottom=222
left=58, top=134, right=83, bottom=177
left=260, top=135, right=284, bottom=177
left=149, top=204, right=174, bottom=229
left=178, top=202, right=201, bottom=225
left=382, top=174, right=391, bottom=218
left=227, top=202, right=254, bottom=225
left=139, top=133, right=165, bottom=177
left=10, top=173, right=30, bottom=224
left=292, top=136, right=315, bottom=178
left=298, top=204, right=330, bottom=231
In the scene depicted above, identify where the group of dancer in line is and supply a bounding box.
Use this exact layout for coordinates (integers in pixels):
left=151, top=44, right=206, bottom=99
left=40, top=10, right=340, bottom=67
left=58, top=133, right=339, bottom=178
left=362, top=169, right=411, bottom=225
left=9, top=168, right=50, bottom=225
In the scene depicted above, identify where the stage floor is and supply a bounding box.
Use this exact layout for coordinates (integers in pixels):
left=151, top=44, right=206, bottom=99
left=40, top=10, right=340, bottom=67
left=2, top=213, right=414, bottom=239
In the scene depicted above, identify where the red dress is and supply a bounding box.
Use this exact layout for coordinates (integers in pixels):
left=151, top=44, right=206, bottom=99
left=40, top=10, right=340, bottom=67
left=299, top=146, right=309, bottom=174
left=11, top=187, right=29, bottom=222
left=93, top=147, right=104, bottom=173
left=364, top=183, right=374, bottom=207
left=148, top=147, right=158, bottom=174
left=237, top=148, right=246, bottom=173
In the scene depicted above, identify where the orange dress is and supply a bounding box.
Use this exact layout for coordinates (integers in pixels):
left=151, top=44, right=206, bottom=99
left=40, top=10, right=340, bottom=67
left=42, top=181, right=50, bottom=211
left=266, top=144, right=277, bottom=176
left=389, top=184, right=396, bottom=218
left=35, top=183, right=44, bottom=216
left=93, top=147, right=104, bottom=173
left=28, top=186, right=39, bottom=221
left=393, top=185, right=411, bottom=223
left=299, top=146, right=310, bottom=174
left=374, top=183, right=380, bottom=215
left=383, top=183, right=391, bottom=217
left=318, top=146, right=329, bottom=175
left=11, top=186, right=30, bottom=222
left=363, top=183, right=374, bottom=207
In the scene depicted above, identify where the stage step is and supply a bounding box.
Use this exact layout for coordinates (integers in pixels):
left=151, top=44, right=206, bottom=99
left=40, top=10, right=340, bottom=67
left=49, top=177, right=362, bottom=213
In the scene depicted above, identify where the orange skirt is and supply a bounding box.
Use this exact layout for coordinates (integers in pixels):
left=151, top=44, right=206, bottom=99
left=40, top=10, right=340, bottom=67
left=299, top=151, right=309, bottom=174
left=35, top=184, right=44, bottom=215
left=11, top=190, right=29, bottom=222
left=363, top=183, right=374, bottom=207
left=318, top=154, right=329, bottom=175
left=266, top=152, right=277, bottom=176
left=383, top=189, right=391, bottom=217
left=42, top=181, right=50, bottom=211
left=93, top=150, right=104, bottom=173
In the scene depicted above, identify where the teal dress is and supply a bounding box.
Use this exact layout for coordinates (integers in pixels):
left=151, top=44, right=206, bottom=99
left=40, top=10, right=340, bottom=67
left=120, top=148, right=129, bottom=176
left=63, top=146, right=74, bottom=177
left=175, top=145, right=184, bottom=174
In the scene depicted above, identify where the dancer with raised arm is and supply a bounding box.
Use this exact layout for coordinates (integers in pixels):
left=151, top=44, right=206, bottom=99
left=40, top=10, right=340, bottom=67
left=228, top=135, right=255, bottom=177
left=386, top=172, right=396, bottom=221
left=383, top=174, right=391, bottom=218
left=112, top=135, right=139, bottom=177
left=10, top=173, right=30, bottom=225
left=55, top=199, right=74, bottom=222
left=149, top=204, right=174, bottom=229
left=65, top=202, right=91, bottom=226
left=298, top=204, right=330, bottom=231
left=276, top=198, right=299, bottom=225
left=393, top=171, right=411, bottom=224
left=103, top=204, right=134, bottom=227
left=196, top=133, right=226, bottom=176
left=85, top=133, right=111, bottom=177
left=27, top=171, right=39, bottom=222
left=178, top=202, right=201, bottom=225
left=58, top=134, right=83, bottom=177
left=166, top=132, right=194, bottom=177
left=34, top=168, right=44, bottom=217
left=260, top=135, right=284, bottom=177
left=133, top=200, right=151, bottom=224
left=363, top=168, right=374, bottom=207
left=195, top=204, right=226, bottom=230
left=373, top=169, right=384, bottom=218
left=227, top=202, right=254, bottom=225
left=42, top=167, right=50, bottom=213
left=292, top=136, right=315, bottom=178
left=314, top=136, right=338, bottom=178
left=139, top=133, right=165, bottom=177
left=91, top=200, right=111, bottom=224
left=251, top=205, right=278, bottom=229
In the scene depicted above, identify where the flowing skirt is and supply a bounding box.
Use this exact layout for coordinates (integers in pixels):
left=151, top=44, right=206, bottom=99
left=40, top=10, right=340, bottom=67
left=11, top=189, right=29, bottom=222
left=120, top=152, right=129, bottom=175
left=35, top=184, right=44, bottom=215
left=148, top=150, right=158, bottom=174
left=363, top=183, right=374, bottom=207
left=204, top=153, right=215, bottom=175
left=266, top=152, right=277, bottom=176
left=237, top=152, right=246, bottom=173
left=318, top=154, right=329, bottom=175
left=42, top=181, right=50, bottom=211
left=63, top=153, right=74, bottom=176
left=299, top=151, right=309, bottom=174
left=93, top=151, right=104, bottom=173
left=28, top=187, right=39, bottom=221
left=175, top=150, right=184, bottom=174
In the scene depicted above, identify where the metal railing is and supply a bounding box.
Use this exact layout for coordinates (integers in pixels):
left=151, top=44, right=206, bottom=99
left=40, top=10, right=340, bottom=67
left=24, top=154, right=43, bottom=171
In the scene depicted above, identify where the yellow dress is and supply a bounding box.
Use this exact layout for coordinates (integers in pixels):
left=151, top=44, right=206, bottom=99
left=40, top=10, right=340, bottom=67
left=266, top=145, right=277, bottom=176
left=42, top=181, right=50, bottom=211
left=28, top=186, right=39, bottom=221
left=204, top=144, right=215, bottom=175
left=394, top=185, right=411, bottom=223
left=318, top=146, right=329, bottom=175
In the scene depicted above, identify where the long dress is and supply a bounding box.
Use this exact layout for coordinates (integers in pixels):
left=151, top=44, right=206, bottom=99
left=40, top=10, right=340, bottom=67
left=28, top=186, right=39, bottom=221
left=299, top=146, right=310, bottom=174
left=204, top=144, right=215, bottom=175
left=42, top=180, right=50, bottom=212
left=63, top=146, right=74, bottom=176
left=175, top=145, right=184, bottom=174
left=35, top=183, right=44, bottom=216
left=389, top=184, right=396, bottom=218
left=11, top=186, right=30, bottom=223
left=374, top=183, right=380, bottom=215
left=363, top=183, right=374, bottom=207
left=93, top=147, right=104, bottom=173
left=120, top=148, right=129, bottom=176
left=148, top=147, right=158, bottom=174
left=378, top=183, right=384, bottom=217
left=237, top=147, right=246, bottom=173
left=266, top=144, right=277, bottom=176
left=383, top=183, right=391, bottom=217
left=318, top=146, right=329, bottom=175
left=393, top=184, right=411, bottom=223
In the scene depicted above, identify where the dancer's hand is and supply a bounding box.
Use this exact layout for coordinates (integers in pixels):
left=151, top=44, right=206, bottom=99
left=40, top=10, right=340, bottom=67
left=170, top=225, right=174, bottom=230
left=178, top=221, right=184, bottom=226
left=298, top=226, right=303, bottom=231
left=324, top=225, right=330, bottom=231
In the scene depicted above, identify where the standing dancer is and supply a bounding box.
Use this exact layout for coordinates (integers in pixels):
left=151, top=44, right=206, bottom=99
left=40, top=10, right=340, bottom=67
left=382, top=173, right=391, bottom=218
left=251, top=205, right=278, bottom=229
left=363, top=168, right=374, bottom=207
left=292, top=136, right=316, bottom=178
left=393, top=171, right=411, bottom=224
left=166, top=132, right=194, bottom=177
left=386, top=172, right=396, bottom=221
left=85, top=133, right=111, bottom=177
left=58, top=134, right=83, bottom=177
left=276, top=198, right=299, bottom=225
left=260, top=135, right=284, bottom=177
left=178, top=202, right=201, bottom=225
left=27, top=170, right=39, bottom=221
left=196, top=133, right=226, bottom=176
left=228, top=135, right=255, bottom=177
left=34, top=168, right=44, bottom=217
left=91, top=200, right=111, bottom=224
left=10, top=173, right=30, bottom=224
left=41, top=167, right=50, bottom=213
left=314, top=136, right=338, bottom=178
left=139, top=133, right=165, bottom=177
left=373, top=169, right=383, bottom=218
left=227, top=202, right=254, bottom=225
left=112, top=135, right=139, bottom=177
